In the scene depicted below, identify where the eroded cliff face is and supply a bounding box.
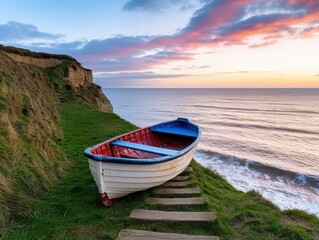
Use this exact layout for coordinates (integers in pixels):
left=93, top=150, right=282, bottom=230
left=0, top=45, right=112, bottom=226
left=66, top=62, right=113, bottom=112
left=68, top=63, right=92, bottom=86
left=5, top=52, right=63, bottom=68
left=1, top=47, right=113, bottom=113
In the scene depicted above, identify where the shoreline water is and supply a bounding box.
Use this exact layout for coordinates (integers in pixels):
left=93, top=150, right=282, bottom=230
left=195, top=150, right=319, bottom=216
left=103, top=88, right=319, bottom=217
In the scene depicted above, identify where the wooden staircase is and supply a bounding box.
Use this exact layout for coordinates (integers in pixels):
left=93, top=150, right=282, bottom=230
left=116, top=166, right=220, bottom=240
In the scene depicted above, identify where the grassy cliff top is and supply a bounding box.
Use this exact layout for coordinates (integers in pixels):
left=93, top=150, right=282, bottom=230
left=0, top=44, right=78, bottom=63
left=1, top=100, right=318, bottom=240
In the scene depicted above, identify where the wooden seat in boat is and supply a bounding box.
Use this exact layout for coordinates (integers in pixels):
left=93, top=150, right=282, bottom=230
left=151, top=126, right=197, bottom=138
left=111, top=140, right=179, bottom=156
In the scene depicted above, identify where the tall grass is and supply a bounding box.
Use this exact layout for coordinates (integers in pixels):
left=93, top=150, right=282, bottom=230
left=0, top=52, right=67, bottom=228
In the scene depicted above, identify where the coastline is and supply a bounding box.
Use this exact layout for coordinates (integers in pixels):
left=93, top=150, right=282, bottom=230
left=2, top=100, right=318, bottom=239
left=104, top=88, right=319, bottom=217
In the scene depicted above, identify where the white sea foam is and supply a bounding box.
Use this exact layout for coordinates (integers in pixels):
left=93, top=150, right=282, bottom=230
left=195, top=151, right=319, bottom=217
left=296, top=173, right=307, bottom=185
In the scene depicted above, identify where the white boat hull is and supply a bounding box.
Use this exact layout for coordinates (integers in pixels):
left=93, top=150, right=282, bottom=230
left=88, top=142, right=198, bottom=199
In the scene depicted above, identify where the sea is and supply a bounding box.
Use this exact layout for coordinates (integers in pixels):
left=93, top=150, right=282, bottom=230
left=103, top=88, right=319, bottom=217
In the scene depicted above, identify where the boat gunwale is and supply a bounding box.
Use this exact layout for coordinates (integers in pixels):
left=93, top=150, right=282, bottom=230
left=84, top=119, right=201, bottom=165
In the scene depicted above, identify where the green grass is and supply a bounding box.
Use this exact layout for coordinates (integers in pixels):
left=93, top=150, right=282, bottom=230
left=0, top=93, right=7, bottom=110
left=43, top=61, right=75, bottom=102
left=1, top=101, right=144, bottom=239
left=0, top=68, right=13, bottom=86
left=1, top=100, right=318, bottom=239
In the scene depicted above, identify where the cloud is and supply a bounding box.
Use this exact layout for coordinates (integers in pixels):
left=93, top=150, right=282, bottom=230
left=93, top=71, right=187, bottom=87
left=172, top=0, right=318, bottom=49
left=78, top=35, right=150, bottom=57
left=27, top=0, right=319, bottom=74
left=80, top=50, right=193, bottom=72
left=171, top=64, right=210, bottom=70
left=142, top=50, right=193, bottom=62
left=210, top=70, right=277, bottom=75
left=123, top=0, right=201, bottom=12
left=94, top=71, right=186, bottom=80
left=249, top=40, right=278, bottom=48
left=3, top=0, right=318, bottom=76
left=0, top=21, right=62, bottom=42
left=219, top=12, right=304, bottom=37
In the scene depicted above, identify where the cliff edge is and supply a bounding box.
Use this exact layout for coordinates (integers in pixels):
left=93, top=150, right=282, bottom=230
left=0, top=45, right=113, bottom=112
left=0, top=45, right=112, bottom=226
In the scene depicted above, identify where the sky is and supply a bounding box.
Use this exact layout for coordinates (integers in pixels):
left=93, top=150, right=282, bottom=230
left=0, top=0, right=318, bottom=88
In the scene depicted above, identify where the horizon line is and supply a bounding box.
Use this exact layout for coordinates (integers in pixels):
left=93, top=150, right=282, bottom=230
left=101, top=87, right=319, bottom=89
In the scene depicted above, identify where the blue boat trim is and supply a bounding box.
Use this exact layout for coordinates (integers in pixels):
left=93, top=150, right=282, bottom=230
left=151, top=118, right=198, bottom=138
left=83, top=118, right=201, bottom=164
left=111, top=140, right=179, bottom=156
left=151, top=126, right=197, bottom=138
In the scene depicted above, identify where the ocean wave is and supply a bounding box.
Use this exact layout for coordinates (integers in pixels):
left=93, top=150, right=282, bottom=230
left=210, top=121, right=319, bottom=136
left=196, top=149, right=319, bottom=190
left=193, top=104, right=319, bottom=115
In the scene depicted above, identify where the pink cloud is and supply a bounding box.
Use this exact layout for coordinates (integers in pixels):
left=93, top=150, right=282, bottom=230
left=12, top=0, right=317, bottom=73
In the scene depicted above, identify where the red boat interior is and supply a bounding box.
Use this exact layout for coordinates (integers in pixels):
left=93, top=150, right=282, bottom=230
left=90, top=127, right=196, bottom=159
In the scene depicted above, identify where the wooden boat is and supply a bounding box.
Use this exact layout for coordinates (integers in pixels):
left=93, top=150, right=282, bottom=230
left=84, top=118, right=200, bottom=206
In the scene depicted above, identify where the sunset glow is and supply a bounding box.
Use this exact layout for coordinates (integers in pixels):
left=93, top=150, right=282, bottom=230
left=1, top=0, right=318, bottom=87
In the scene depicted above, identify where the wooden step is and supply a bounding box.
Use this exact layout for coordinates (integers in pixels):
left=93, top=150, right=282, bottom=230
left=129, top=209, right=216, bottom=222
left=171, top=175, right=190, bottom=181
left=147, top=197, right=205, bottom=205
left=117, top=229, right=219, bottom=240
left=154, top=188, right=200, bottom=195
left=183, top=167, right=193, bottom=173
left=162, top=181, right=192, bottom=187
